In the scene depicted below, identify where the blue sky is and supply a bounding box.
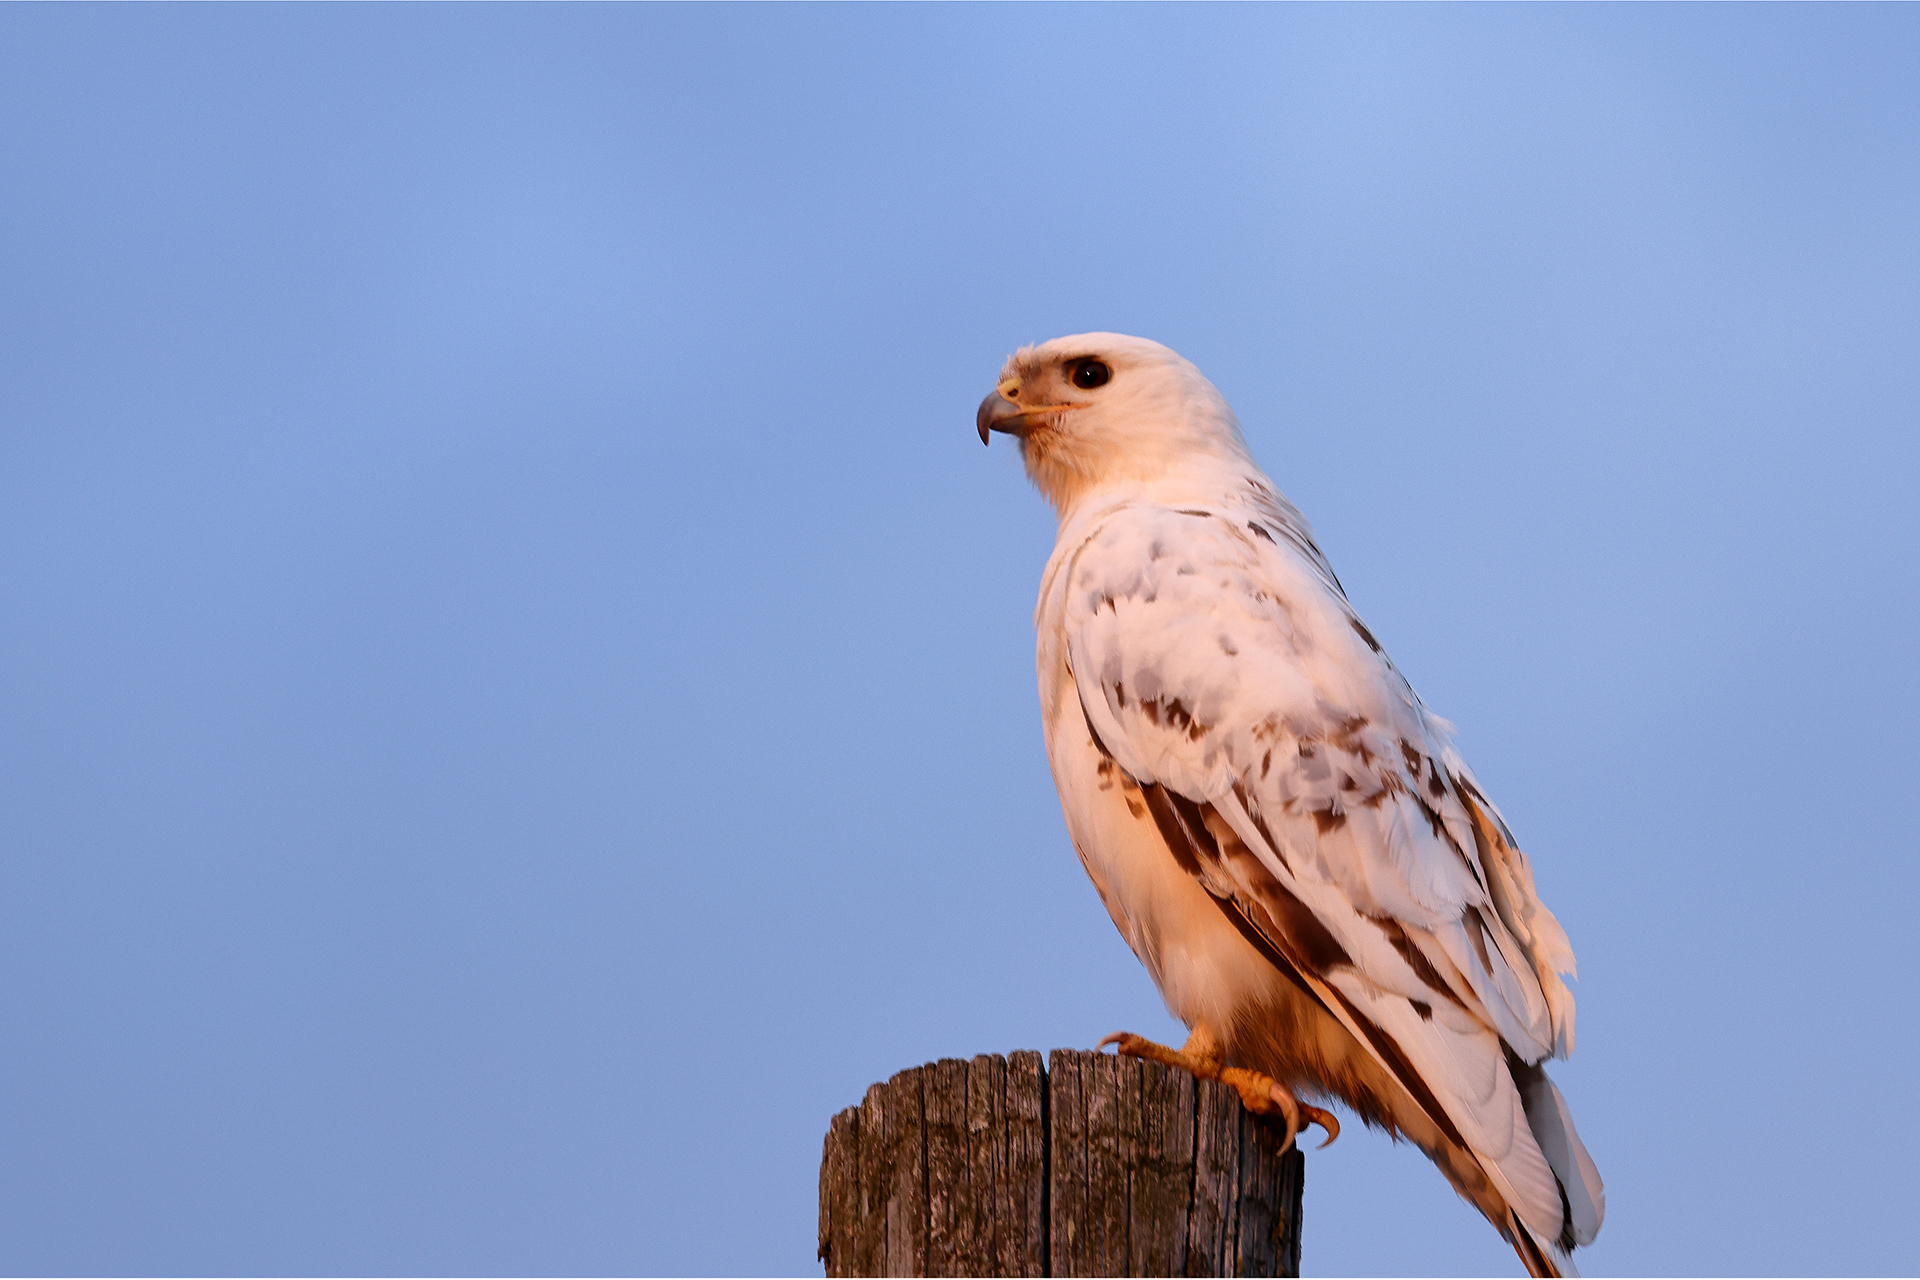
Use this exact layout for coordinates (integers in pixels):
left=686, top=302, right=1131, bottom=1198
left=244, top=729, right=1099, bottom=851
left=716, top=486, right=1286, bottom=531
left=3, top=6, right=1917, bottom=1276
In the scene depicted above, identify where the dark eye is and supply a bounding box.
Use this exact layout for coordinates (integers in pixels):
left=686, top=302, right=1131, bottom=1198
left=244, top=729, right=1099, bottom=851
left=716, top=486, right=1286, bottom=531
left=1070, top=360, right=1112, bottom=390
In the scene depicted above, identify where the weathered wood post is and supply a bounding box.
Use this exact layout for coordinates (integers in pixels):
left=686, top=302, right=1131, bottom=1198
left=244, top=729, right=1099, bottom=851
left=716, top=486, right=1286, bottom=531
left=818, top=1049, right=1305, bottom=1278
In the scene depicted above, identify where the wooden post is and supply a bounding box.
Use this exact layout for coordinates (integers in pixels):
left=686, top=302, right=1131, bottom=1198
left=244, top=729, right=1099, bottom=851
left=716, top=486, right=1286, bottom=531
left=819, top=1050, right=1305, bottom=1278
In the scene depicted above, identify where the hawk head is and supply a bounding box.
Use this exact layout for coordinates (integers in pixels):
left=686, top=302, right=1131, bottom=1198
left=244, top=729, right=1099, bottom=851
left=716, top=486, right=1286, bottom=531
left=977, top=332, right=1251, bottom=513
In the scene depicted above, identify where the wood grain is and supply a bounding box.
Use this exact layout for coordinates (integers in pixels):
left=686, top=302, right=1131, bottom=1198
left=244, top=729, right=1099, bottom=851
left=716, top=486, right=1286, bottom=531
left=820, top=1051, right=1304, bottom=1277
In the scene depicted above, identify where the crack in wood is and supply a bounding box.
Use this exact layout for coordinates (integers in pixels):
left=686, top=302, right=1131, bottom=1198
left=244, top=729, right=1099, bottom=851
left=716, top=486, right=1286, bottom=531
left=820, top=1051, right=1302, bottom=1277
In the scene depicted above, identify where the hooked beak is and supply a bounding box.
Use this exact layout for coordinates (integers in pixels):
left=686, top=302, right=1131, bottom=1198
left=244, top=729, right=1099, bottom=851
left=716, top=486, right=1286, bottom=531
left=976, top=380, right=1083, bottom=446
left=976, top=391, right=1018, bottom=445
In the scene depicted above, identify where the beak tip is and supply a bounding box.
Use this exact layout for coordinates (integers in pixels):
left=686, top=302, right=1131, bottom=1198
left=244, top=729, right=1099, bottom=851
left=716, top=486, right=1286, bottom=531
left=976, top=391, right=1004, bottom=447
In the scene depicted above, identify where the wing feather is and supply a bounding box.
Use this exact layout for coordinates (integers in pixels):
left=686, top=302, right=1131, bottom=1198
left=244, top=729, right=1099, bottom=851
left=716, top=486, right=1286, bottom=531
left=1053, top=499, right=1591, bottom=1245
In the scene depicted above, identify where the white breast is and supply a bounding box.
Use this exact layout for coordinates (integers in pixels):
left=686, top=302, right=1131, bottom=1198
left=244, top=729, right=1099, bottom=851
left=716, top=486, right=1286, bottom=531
left=1035, top=507, right=1280, bottom=1038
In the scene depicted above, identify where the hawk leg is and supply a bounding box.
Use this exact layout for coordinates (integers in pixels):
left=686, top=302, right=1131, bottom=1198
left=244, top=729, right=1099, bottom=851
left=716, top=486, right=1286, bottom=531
left=1100, top=1026, right=1340, bottom=1154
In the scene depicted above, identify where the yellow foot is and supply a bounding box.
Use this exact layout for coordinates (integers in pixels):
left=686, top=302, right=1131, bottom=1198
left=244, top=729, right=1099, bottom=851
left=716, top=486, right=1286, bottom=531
left=1098, top=1030, right=1340, bottom=1154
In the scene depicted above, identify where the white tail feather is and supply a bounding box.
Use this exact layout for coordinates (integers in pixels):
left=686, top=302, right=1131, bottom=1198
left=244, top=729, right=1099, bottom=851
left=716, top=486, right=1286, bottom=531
left=1515, top=1064, right=1606, bottom=1245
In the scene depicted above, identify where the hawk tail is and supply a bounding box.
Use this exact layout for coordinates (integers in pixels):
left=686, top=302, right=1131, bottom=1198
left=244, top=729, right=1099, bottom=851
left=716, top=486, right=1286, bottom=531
left=1510, top=1214, right=1580, bottom=1278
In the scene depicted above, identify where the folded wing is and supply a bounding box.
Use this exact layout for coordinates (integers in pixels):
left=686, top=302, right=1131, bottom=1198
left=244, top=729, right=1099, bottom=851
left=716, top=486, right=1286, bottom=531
left=1054, top=500, right=1603, bottom=1248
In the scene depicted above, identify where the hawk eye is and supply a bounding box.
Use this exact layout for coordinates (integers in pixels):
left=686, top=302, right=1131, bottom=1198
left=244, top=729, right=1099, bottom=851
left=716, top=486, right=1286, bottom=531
left=1070, top=360, right=1112, bottom=390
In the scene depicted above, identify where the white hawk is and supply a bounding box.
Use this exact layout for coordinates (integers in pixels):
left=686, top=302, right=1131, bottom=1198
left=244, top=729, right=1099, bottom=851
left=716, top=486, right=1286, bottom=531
left=979, top=333, right=1604, bottom=1277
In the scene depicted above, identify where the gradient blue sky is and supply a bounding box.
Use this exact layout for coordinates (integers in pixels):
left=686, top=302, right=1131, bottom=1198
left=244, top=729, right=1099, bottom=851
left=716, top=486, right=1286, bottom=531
left=3, top=6, right=1917, bottom=1276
